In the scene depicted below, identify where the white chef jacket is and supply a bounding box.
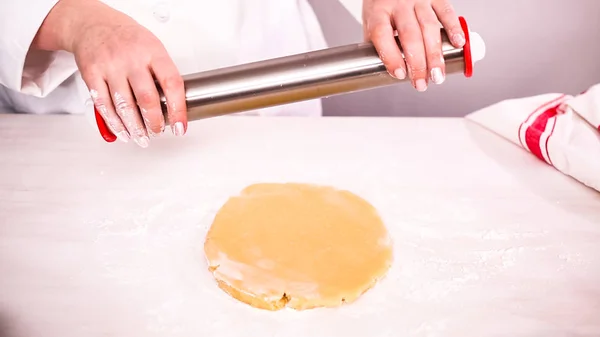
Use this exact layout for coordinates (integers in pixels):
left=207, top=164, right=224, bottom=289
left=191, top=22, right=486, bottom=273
left=0, top=0, right=362, bottom=118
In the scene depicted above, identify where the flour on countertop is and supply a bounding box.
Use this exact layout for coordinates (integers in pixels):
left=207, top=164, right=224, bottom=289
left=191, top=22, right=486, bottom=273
left=77, top=176, right=593, bottom=337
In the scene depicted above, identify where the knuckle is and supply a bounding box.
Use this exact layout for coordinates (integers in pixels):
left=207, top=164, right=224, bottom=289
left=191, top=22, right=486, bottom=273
left=398, top=25, right=420, bottom=37
left=112, top=93, right=132, bottom=113
left=408, top=63, right=428, bottom=76
left=124, top=119, right=146, bottom=137
left=136, top=90, right=158, bottom=106
left=151, top=121, right=164, bottom=132
left=142, top=115, right=158, bottom=131
left=80, top=63, right=100, bottom=77
left=92, top=95, right=110, bottom=108
left=108, top=119, right=126, bottom=133
left=133, top=128, right=147, bottom=138
left=429, top=52, right=444, bottom=65
left=369, top=24, right=389, bottom=41
left=139, top=101, right=164, bottom=119
left=114, top=100, right=131, bottom=113
left=378, top=49, right=391, bottom=63
left=99, top=56, right=122, bottom=72
left=450, top=24, right=464, bottom=36
left=395, top=22, right=421, bottom=39
left=166, top=103, right=187, bottom=122
left=141, top=109, right=164, bottom=129
left=421, top=18, right=442, bottom=29
left=96, top=107, right=124, bottom=133
left=162, top=75, right=184, bottom=90
left=438, top=1, right=455, bottom=15
left=96, top=104, right=115, bottom=124
left=166, top=109, right=180, bottom=121
left=402, top=45, right=423, bottom=60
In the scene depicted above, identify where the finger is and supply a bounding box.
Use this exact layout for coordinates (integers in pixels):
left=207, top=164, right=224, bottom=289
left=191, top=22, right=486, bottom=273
left=107, top=79, right=149, bottom=148
left=415, top=3, right=445, bottom=85
left=151, top=56, right=187, bottom=136
left=128, top=68, right=165, bottom=137
left=366, top=10, right=407, bottom=80
left=432, top=0, right=464, bottom=47
left=85, top=77, right=130, bottom=143
left=393, top=4, right=428, bottom=92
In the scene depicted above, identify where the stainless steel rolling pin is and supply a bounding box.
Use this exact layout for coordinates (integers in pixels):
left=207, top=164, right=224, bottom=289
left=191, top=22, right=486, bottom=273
left=94, top=16, right=485, bottom=142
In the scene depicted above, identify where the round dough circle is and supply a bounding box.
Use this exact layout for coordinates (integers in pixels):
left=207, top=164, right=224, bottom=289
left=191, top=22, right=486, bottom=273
left=204, top=183, right=393, bottom=310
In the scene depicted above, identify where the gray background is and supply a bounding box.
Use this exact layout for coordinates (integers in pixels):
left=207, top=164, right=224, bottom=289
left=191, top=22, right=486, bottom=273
left=310, top=0, right=600, bottom=117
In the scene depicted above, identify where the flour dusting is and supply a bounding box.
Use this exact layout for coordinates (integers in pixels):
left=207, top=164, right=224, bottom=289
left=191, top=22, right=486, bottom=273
left=76, top=176, right=595, bottom=337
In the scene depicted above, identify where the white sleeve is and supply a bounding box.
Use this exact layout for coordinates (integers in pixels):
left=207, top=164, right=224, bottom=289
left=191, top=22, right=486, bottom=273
left=0, top=0, right=79, bottom=98
left=336, top=0, right=363, bottom=24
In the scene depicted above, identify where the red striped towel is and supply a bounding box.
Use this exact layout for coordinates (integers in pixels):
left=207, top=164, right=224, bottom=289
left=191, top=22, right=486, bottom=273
left=466, top=83, right=600, bottom=192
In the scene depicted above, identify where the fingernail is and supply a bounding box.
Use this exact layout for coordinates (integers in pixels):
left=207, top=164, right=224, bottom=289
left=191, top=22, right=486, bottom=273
left=116, top=131, right=130, bottom=143
left=148, top=126, right=164, bottom=138
left=134, top=136, right=149, bottom=148
left=394, top=68, right=406, bottom=80
left=415, top=79, right=427, bottom=92
left=430, top=68, right=445, bottom=84
left=173, top=122, right=185, bottom=136
left=453, top=33, right=466, bottom=47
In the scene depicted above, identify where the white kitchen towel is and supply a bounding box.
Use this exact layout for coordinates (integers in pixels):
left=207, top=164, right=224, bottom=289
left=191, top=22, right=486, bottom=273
left=466, top=83, right=600, bottom=192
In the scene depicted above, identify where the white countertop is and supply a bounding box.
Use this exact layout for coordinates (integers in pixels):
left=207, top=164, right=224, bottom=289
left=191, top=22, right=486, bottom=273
left=1, top=115, right=599, bottom=337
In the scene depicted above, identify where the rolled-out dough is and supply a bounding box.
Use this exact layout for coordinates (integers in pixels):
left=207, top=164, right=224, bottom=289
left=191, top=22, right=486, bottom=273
left=203, top=183, right=393, bottom=310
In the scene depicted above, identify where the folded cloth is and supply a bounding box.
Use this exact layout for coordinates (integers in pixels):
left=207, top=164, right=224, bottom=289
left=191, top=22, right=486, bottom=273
left=466, top=83, right=600, bottom=192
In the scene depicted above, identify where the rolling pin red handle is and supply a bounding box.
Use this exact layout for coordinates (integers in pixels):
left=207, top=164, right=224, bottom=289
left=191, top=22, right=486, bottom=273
left=94, top=107, right=117, bottom=142
left=459, top=16, right=473, bottom=78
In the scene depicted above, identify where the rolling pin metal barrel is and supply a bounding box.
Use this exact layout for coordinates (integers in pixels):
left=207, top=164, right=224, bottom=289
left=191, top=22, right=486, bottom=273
left=94, top=16, right=486, bottom=142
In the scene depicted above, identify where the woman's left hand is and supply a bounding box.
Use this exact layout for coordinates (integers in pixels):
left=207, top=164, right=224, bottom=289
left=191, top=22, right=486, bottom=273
left=362, top=0, right=464, bottom=92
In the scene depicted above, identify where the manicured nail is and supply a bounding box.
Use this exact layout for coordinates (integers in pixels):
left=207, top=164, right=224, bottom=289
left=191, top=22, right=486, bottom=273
left=173, top=122, right=185, bottom=136
left=134, top=136, right=149, bottom=148
left=453, top=33, right=466, bottom=47
left=430, top=67, right=445, bottom=84
left=394, top=68, right=406, bottom=80
left=116, top=131, right=130, bottom=143
left=415, top=79, right=427, bottom=92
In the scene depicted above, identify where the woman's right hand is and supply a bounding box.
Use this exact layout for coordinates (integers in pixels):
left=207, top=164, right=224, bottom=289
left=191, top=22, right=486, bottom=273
left=61, top=0, right=187, bottom=147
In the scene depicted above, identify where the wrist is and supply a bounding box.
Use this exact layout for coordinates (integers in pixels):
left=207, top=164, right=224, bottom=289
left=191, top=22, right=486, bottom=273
left=32, top=0, right=95, bottom=53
